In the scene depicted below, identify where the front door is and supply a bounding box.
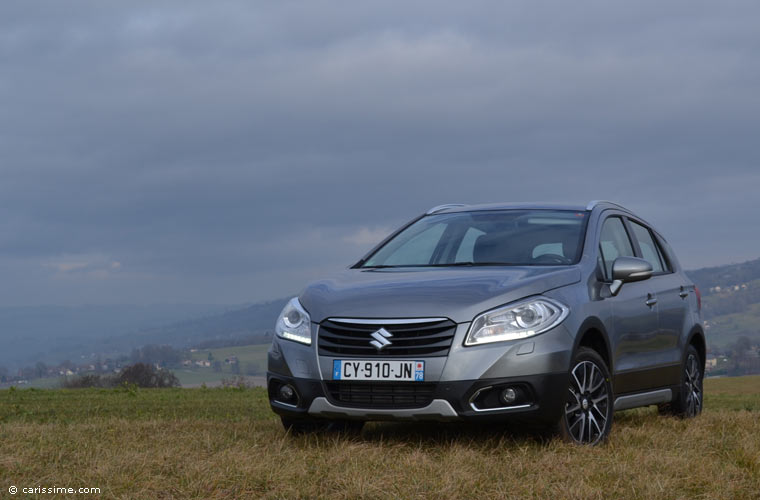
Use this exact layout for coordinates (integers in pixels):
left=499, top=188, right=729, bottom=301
left=598, top=215, right=660, bottom=394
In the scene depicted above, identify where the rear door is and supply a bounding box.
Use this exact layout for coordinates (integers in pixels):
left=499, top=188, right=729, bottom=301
left=598, top=215, right=660, bottom=394
left=626, top=219, right=685, bottom=386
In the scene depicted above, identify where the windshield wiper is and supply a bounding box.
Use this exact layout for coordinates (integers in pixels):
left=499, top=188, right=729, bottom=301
left=361, top=262, right=518, bottom=269
left=422, top=262, right=516, bottom=267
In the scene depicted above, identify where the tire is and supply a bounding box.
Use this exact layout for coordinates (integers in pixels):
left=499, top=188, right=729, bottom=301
left=558, top=347, right=614, bottom=445
left=281, top=417, right=364, bottom=435
left=660, top=345, right=703, bottom=418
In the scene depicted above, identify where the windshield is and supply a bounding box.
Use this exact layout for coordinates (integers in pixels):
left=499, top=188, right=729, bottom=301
left=360, top=210, right=588, bottom=268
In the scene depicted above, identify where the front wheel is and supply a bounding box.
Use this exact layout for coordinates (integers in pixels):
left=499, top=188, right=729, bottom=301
left=558, top=347, right=614, bottom=445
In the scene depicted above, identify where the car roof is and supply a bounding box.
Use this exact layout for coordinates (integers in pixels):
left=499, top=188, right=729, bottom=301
left=426, top=201, right=667, bottom=238
left=427, top=200, right=631, bottom=215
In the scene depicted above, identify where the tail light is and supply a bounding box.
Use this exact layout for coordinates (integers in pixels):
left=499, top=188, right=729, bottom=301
left=695, top=286, right=702, bottom=311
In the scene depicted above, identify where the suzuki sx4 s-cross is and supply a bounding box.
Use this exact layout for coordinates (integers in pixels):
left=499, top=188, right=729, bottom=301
left=267, top=201, right=704, bottom=444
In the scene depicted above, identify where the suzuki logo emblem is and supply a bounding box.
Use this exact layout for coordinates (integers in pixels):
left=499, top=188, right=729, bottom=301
left=370, top=328, right=393, bottom=350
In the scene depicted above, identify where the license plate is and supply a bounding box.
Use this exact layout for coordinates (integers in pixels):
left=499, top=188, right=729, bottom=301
left=332, top=360, right=425, bottom=381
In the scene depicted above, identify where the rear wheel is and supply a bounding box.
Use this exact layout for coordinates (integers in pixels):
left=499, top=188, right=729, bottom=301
left=558, top=347, right=614, bottom=445
left=280, top=417, right=364, bottom=435
left=659, top=345, right=703, bottom=418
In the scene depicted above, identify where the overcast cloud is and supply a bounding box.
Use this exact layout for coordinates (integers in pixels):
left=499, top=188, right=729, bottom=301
left=1, top=1, right=759, bottom=305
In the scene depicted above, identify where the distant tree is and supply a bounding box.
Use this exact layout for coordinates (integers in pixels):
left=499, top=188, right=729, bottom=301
left=35, top=362, right=48, bottom=378
left=212, top=360, right=222, bottom=373
left=735, top=336, right=752, bottom=355
left=62, top=374, right=110, bottom=389
left=207, top=352, right=214, bottom=361
left=117, top=363, right=179, bottom=388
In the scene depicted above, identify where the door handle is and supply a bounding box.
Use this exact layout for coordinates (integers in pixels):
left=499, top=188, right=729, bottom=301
left=645, top=293, right=657, bottom=307
left=679, top=286, right=689, bottom=299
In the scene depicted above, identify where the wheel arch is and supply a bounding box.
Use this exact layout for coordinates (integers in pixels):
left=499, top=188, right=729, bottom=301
left=573, top=317, right=613, bottom=373
left=686, top=326, right=707, bottom=371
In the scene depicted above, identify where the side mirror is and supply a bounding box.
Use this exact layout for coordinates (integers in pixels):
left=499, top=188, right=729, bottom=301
left=609, top=257, right=653, bottom=296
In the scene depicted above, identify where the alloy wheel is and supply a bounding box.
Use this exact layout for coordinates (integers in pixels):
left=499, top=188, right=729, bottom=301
left=684, top=353, right=702, bottom=417
left=564, top=360, right=610, bottom=445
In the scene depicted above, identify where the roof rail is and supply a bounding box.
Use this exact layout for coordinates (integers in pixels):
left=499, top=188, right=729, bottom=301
left=585, top=200, right=631, bottom=212
left=426, top=203, right=467, bottom=215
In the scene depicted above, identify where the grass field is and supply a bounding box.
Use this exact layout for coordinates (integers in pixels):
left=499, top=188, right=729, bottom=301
left=0, top=377, right=758, bottom=499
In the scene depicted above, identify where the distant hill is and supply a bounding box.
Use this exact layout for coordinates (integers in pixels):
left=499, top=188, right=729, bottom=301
left=687, top=257, right=760, bottom=292
left=0, top=304, right=235, bottom=370
left=114, top=298, right=289, bottom=350
left=686, top=257, right=760, bottom=348
left=0, top=299, right=290, bottom=371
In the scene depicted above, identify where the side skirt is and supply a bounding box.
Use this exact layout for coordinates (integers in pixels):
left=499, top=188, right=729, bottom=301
left=613, top=388, right=672, bottom=411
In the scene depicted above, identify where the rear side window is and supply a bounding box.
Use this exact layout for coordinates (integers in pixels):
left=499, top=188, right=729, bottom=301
left=599, top=217, right=635, bottom=278
left=629, top=221, right=665, bottom=273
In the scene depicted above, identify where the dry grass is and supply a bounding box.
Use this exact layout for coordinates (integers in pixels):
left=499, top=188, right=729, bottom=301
left=1, top=377, right=758, bottom=499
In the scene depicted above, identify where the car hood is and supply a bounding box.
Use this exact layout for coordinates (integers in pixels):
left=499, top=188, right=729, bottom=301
left=299, top=266, right=581, bottom=324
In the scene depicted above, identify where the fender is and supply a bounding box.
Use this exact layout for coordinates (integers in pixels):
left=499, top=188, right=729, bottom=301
left=684, top=325, right=706, bottom=370
left=572, top=316, right=613, bottom=373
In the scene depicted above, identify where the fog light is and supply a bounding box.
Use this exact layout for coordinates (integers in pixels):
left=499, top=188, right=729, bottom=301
left=279, top=384, right=296, bottom=402
left=501, top=387, right=517, bottom=404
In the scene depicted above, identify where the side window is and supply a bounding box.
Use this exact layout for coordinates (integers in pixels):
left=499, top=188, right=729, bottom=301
left=629, top=221, right=665, bottom=273
left=653, top=234, right=673, bottom=272
left=599, top=217, right=635, bottom=278
left=454, top=227, right=485, bottom=262
left=382, top=223, right=446, bottom=265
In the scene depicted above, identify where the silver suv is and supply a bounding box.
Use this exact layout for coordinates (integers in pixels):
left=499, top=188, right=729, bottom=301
left=267, top=201, right=705, bottom=444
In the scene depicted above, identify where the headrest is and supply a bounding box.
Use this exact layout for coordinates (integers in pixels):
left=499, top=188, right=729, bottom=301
left=473, top=233, right=516, bottom=264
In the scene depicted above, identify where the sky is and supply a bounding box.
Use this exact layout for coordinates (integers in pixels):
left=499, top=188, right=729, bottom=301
left=1, top=1, right=759, bottom=306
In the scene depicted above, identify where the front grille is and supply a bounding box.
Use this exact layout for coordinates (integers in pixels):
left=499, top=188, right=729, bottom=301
left=325, top=381, right=436, bottom=409
left=318, top=318, right=457, bottom=357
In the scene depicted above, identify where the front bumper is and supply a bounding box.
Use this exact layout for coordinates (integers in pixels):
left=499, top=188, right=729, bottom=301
left=268, top=372, right=568, bottom=423
left=267, top=320, right=573, bottom=424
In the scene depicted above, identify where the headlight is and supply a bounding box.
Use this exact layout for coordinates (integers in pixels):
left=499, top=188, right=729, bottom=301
left=464, top=297, right=569, bottom=346
left=275, top=297, right=312, bottom=345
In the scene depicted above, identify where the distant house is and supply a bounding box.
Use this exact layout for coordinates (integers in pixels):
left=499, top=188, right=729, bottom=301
left=195, top=360, right=211, bottom=367
left=182, top=360, right=192, bottom=366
